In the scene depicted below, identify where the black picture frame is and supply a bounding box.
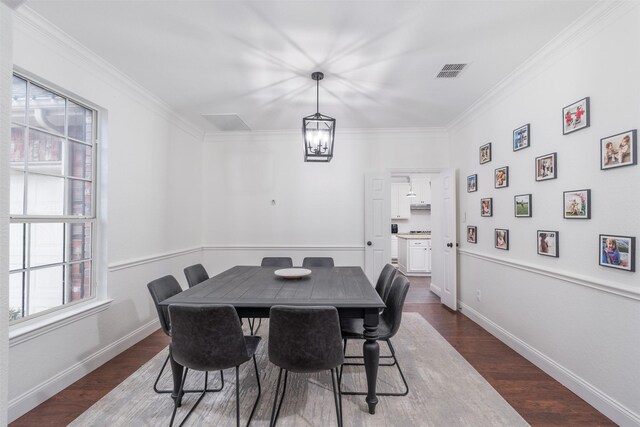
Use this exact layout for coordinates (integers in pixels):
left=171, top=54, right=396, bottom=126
left=514, top=194, right=532, bottom=217
left=600, top=129, right=637, bottom=170
left=495, top=228, right=509, bottom=250
left=480, top=143, right=492, bottom=164
left=467, top=174, right=477, bottom=193
left=535, top=152, right=557, bottom=181
left=599, top=234, right=635, bottom=272
left=481, top=198, right=493, bottom=217
left=537, top=230, right=559, bottom=257
left=494, top=166, right=508, bottom=188
left=513, top=124, right=530, bottom=151
left=563, top=189, right=591, bottom=219
left=563, top=97, right=590, bottom=135
left=467, top=226, right=477, bottom=244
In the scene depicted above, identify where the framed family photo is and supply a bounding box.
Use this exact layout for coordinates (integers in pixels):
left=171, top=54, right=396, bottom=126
left=494, top=166, right=508, bottom=188
left=535, top=152, right=557, bottom=181
left=537, top=230, right=559, bottom=257
left=513, top=124, right=530, bottom=151
left=467, top=174, right=477, bottom=192
left=514, top=194, right=531, bottom=217
left=479, top=143, right=492, bottom=164
left=599, top=234, right=635, bottom=272
left=563, top=97, right=590, bottom=135
left=467, top=226, right=477, bottom=243
left=481, top=198, right=493, bottom=217
left=563, top=189, right=590, bottom=219
left=600, top=129, right=637, bottom=170
left=495, top=229, right=509, bottom=250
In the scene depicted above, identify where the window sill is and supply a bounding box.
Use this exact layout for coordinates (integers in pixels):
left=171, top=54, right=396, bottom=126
left=9, top=299, right=113, bottom=347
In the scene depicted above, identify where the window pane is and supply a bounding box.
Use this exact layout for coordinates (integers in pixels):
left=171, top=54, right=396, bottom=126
left=10, top=169, right=25, bottom=215
left=68, top=141, right=92, bottom=179
left=27, top=174, right=64, bottom=215
left=9, top=223, right=25, bottom=271
left=28, top=128, right=64, bottom=176
left=28, top=84, right=65, bottom=135
left=29, top=266, right=64, bottom=315
left=68, top=179, right=92, bottom=216
left=12, top=75, right=27, bottom=125
left=9, top=273, right=24, bottom=321
left=30, top=222, right=64, bottom=267
left=67, top=261, right=92, bottom=303
left=11, top=126, right=26, bottom=165
left=68, top=101, right=93, bottom=143
left=69, top=222, right=92, bottom=261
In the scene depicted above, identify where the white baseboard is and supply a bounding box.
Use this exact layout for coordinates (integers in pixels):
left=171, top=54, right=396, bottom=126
left=8, top=319, right=160, bottom=422
left=459, top=302, right=640, bottom=427
left=429, top=281, right=442, bottom=297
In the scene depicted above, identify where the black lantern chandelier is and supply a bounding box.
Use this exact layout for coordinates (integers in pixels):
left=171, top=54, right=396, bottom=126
left=302, top=71, right=335, bottom=162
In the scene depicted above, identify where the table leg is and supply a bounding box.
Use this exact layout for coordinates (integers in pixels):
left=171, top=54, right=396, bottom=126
left=169, top=345, right=184, bottom=406
left=362, top=310, right=380, bottom=414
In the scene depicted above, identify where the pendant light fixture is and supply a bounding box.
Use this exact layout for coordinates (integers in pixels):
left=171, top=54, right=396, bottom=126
left=406, top=177, right=416, bottom=198
left=302, top=72, right=335, bottom=162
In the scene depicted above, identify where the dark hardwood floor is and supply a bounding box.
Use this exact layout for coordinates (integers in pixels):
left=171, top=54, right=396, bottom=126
left=10, top=276, right=615, bottom=426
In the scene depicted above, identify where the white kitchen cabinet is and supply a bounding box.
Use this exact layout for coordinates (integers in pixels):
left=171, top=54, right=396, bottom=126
left=391, top=235, right=398, bottom=259
left=396, top=236, right=431, bottom=276
left=409, top=175, right=431, bottom=205
left=391, top=183, right=411, bottom=219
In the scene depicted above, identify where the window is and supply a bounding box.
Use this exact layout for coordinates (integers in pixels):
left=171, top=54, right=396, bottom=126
left=9, top=73, right=97, bottom=323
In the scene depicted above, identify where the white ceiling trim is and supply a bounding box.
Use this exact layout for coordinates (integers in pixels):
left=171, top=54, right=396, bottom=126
left=447, top=0, right=634, bottom=133
left=14, top=6, right=206, bottom=140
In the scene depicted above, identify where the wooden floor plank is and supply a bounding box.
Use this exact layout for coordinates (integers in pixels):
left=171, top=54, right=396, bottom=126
left=10, top=275, right=615, bottom=426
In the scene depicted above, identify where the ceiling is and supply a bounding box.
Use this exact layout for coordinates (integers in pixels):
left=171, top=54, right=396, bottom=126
left=25, top=0, right=596, bottom=132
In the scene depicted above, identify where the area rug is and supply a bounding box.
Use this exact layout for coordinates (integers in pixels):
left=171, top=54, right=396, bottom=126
left=69, top=314, right=528, bottom=426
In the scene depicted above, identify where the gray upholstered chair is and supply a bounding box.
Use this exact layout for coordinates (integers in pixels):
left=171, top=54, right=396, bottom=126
left=268, top=306, right=344, bottom=427
left=301, top=257, right=334, bottom=267
left=261, top=257, right=293, bottom=268
left=183, top=264, right=209, bottom=288
left=339, top=275, right=410, bottom=396
left=147, top=275, right=223, bottom=395
left=375, top=263, right=397, bottom=303
left=168, top=304, right=261, bottom=427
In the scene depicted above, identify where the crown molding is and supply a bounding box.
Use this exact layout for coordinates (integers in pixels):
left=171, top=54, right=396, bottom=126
left=447, top=1, right=637, bottom=133
left=13, top=6, right=205, bottom=140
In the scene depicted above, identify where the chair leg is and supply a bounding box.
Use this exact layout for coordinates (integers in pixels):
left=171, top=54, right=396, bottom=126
left=236, top=367, right=240, bottom=427
left=269, top=368, right=289, bottom=426
left=247, top=318, right=262, bottom=336
left=155, top=354, right=225, bottom=394
left=246, top=355, right=261, bottom=427
left=330, top=368, right=343, bottom=427
left=269, top=368, right=283, bottom=427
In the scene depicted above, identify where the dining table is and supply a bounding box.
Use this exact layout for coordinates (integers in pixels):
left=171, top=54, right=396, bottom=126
left=159, top=265, right=386, bottom=414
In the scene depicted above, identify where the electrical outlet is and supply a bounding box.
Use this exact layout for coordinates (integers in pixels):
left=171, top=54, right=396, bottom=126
left=476, top=289, right=481, bottom=301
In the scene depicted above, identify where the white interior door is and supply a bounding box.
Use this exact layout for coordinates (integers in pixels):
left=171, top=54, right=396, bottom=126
left=364, top=173, right=390, bottom=285
left=431, top=169, right=458, bottom=310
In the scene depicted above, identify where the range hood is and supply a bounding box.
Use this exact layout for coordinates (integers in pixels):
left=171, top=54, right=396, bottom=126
left=410, top=203, right=431, bottom=210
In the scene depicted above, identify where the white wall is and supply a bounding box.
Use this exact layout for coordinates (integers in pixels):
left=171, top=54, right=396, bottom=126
left=200, top=129, right=448, bottom=274
left=7, top=8, right=205, bottom=420
left=450, top=3, right=640, bottom=425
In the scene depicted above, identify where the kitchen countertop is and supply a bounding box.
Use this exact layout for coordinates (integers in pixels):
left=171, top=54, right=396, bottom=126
left=395, top=234, right=431, bottom=239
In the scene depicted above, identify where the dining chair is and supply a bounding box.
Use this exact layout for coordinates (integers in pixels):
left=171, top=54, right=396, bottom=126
left=301, top=257, right=334, bottom=267
left=168, top=304, right=261, bottom=427
left=375, top=263, right=398, bottom=303
left=339, top=274, right=411, bottom=396
left=183, top=263, right=209, bottom=288
left=260, top=257, right=293, bottom=268
left=146, top=275, right=224, bottom=395
left=268, top=305, right=344, bottom=427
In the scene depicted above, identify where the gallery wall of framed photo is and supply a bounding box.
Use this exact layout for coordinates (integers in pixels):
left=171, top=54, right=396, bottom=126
left=447, top=4, right=640, bottom=424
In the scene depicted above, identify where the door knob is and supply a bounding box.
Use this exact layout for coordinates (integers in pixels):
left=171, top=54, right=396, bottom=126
left=446, top=242, right=453, bottom=247
left=367, top=241, right=372, bottom=246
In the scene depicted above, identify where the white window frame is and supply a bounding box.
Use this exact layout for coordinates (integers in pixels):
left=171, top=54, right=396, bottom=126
left=9, top=71, right=101, bottom=327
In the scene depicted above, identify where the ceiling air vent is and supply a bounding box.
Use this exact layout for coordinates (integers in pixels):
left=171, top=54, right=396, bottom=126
left=201, top=114, right=251, bottom=131
left=436, top=63, right=467, bottom=78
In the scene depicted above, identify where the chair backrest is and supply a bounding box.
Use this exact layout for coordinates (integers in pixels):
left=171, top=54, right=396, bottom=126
left=169, top=304, right=251, bottom=371
left=269, top=305, right=343, bottom=373
left=381, top=275, right=411, bottom=339
left=261, top=257, right=293, bottom=268
left=183, top=264, right=209, bottom=288
left=302, top=257, right=334, bottom=268
left=147, top=275, right=183, bottom=336
left=375, top=263, right=397, bottom=301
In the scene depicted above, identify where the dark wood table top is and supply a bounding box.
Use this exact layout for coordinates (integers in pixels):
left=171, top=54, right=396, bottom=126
left=160, top=265, right=384, bottom=310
